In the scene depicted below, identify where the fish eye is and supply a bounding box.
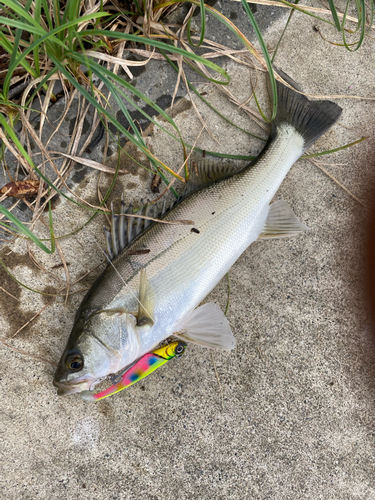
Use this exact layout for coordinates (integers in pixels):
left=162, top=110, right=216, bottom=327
left=65, top=354, right=84, bottom=372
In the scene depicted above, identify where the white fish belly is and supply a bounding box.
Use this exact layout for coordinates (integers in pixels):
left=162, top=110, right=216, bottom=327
left=114, top=125, right=305, bottom=355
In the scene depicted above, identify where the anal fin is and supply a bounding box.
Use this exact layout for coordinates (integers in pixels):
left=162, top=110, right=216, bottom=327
left=259, top=200, right=308, bottom=239
left=173, top=303, right=235, bottom=350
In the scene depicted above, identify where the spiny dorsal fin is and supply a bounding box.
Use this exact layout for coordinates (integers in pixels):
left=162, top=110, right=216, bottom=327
left=258, top=200, right=308, bottom=239
left=104, top=197, right=174, bottom=260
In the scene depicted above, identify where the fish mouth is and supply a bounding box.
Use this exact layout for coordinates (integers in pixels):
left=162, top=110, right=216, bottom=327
left=53, top=378, right=92, bottom=396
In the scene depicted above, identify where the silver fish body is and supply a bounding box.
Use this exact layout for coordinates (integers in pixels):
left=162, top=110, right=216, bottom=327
left=54, top=72, right=342, bottom=395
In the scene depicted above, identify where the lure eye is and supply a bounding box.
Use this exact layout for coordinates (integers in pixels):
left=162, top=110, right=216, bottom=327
left=175, top=343, right=185, bottom=355
left=65, top=354, right=84, bottom=372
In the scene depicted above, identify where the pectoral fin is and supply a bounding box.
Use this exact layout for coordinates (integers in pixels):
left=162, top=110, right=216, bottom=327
left=258, top=200, right=308, bottom=239
left=137, top=269, right=154, bottom=327
left=173, top=303, right=235, bottom=350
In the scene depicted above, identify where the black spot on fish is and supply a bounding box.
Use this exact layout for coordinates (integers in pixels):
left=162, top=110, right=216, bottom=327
left=127, top=249, right=150, bottom=256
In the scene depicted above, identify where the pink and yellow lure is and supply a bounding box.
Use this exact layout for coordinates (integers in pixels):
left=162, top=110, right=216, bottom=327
left=81, top=341, right=186, bottom=402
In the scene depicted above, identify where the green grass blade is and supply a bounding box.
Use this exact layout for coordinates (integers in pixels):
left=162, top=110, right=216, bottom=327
left=0, top=19, right=43, bottom=40
left=67, top=0, right=81, bottom=48
left=0, top=113, right=34, bottom=167
left=0, top=31, right=39, bottom=86
left=301, top=136, right=368, bottom=158
left=33, top=0, right=43, bottom=77
left=240, top=0, right=276, bottom=121
left=327, top=0, right=342, bottom=31
left=52, top=0, right=61, bottom=27
left=70, top=52, right=184, bottom=135
left=0, top=203, right=55, bottom=254
left=250, top=85, right=270, bottom=122
left=341, top=0, right=372, bottom=51
left=272, top=0, right=300, bottom=63
left=4, top=12, right=110, bottom=83
left=41, top=0, right=53, bottom=30
left=187, top=0, right=206, bottom=47
left=0, top=0, right=45, bottom=29
left=2, top=0, right=34, bottom=97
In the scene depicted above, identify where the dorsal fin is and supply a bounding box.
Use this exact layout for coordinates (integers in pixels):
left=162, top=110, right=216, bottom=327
left=104, top=198, right=174, bottom=260
left=182, top=157, right=239, bottom=199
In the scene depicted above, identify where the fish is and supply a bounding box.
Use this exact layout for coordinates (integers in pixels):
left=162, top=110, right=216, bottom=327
left=54, top=71, right=342, bottom=396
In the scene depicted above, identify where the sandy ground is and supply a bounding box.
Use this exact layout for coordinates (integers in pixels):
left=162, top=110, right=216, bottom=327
left=1, top=3, right=375, bottom=499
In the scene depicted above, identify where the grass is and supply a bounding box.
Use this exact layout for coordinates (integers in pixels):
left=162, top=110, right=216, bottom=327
left=0, top=0, right=275, bottom=254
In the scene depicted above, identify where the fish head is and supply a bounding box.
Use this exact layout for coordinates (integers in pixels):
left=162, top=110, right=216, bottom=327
left=54, top=311, right=141, bottom=396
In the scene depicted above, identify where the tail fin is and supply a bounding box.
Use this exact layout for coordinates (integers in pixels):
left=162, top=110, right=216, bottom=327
left=270, top=68, right=342, bottom=152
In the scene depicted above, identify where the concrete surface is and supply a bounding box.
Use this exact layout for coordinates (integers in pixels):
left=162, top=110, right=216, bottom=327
left=1, top=3, right=375, bottom=499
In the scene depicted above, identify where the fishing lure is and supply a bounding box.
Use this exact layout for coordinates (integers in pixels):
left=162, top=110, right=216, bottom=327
left=80, top=341, right=186, bottom=402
